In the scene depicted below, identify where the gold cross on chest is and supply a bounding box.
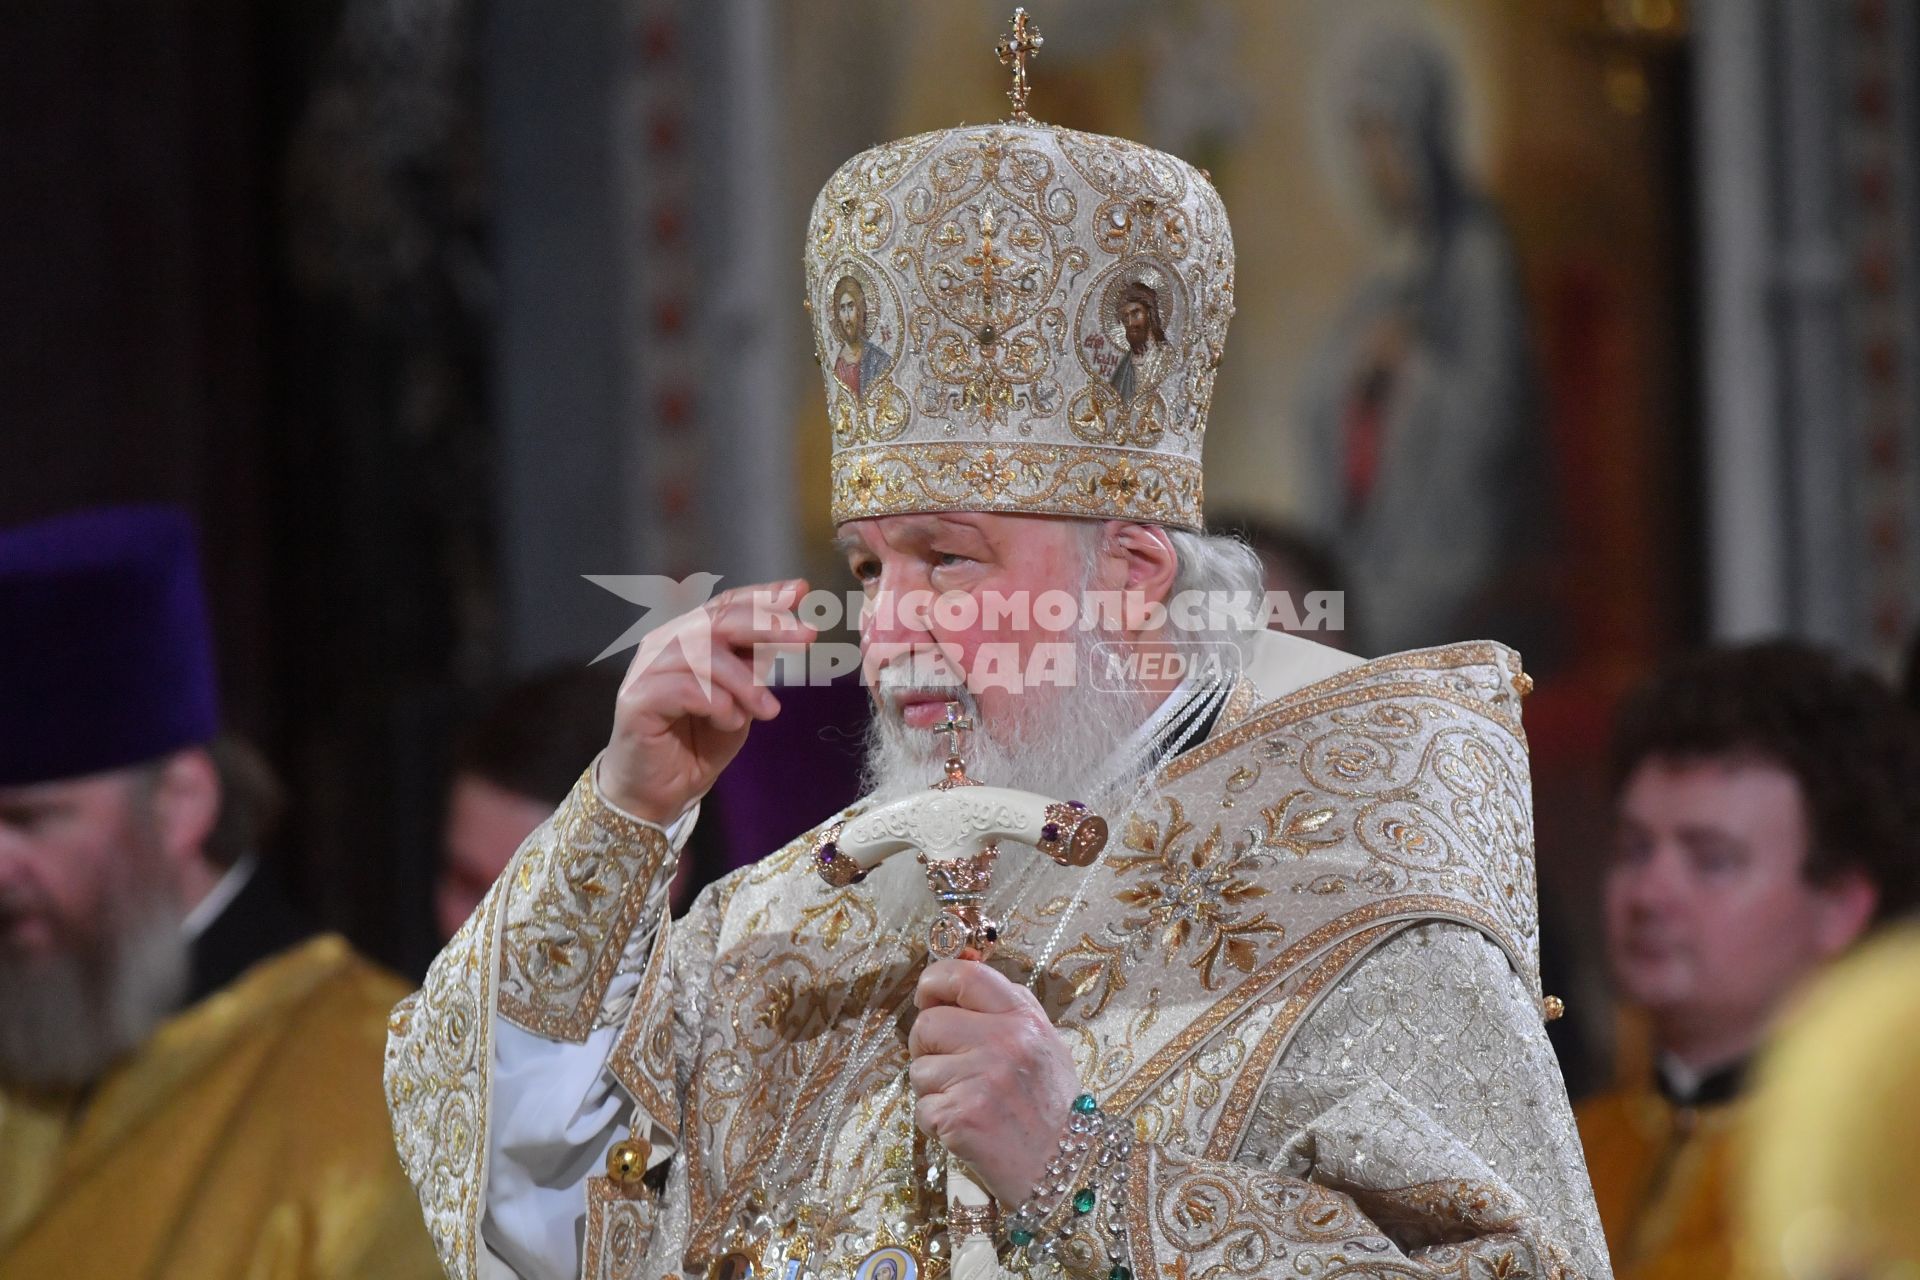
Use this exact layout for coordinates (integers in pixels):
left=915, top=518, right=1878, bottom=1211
left=995, top=8, right=1044, bottom=122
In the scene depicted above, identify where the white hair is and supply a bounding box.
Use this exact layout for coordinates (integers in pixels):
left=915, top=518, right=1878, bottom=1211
left=1079, top=521, right=1266, bottom=653
left=1168, top=526, right=1266, bottom=651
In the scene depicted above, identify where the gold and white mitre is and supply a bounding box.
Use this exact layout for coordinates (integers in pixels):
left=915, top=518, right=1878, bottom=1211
left=806, top=112, right=1234, bottom=532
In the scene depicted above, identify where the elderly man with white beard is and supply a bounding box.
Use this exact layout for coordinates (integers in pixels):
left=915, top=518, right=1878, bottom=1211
left=385, top=22, right=1609, bottom=1280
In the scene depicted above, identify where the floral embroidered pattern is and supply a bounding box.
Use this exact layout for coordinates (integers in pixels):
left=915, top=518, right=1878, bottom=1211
left=1110, top=797, right=1288, bottom=990
left=1131, top=1146, right=1573, bottom=1280
left=608, top=920, right=679, bottom=1143
left=831, top=440, right=1202, bottom=528
left=583, top=1178, right=658, bottom=1280
left=384, top=898, right=496, bottom=1279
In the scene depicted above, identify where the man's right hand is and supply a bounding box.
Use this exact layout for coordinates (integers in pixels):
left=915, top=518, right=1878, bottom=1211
left=598, top=579, right=815, bottom=825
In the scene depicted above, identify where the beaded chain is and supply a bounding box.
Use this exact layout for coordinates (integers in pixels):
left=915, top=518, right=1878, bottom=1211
left=1000, top=1092, right=1135, bottom=1280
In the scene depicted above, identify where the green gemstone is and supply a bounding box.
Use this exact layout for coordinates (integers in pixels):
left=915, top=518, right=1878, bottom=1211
left=1108, top=1268, right=1133, bottom=1280
left=1072, top=1187, right=1097, bottom=1215
left=1009, top=1228, right=1035, bottom=1246
left=1072, top=1093, right=1098, bottom=1115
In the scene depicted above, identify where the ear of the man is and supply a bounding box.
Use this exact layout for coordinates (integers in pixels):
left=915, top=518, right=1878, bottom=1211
left=1102, top=522, right=1178, bottom=636
left=151, top=747, right=222, bottom=876
left=1813, top=868, right=1879, bottom=958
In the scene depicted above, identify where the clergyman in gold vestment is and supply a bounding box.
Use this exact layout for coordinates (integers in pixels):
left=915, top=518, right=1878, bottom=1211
left=2, top=935, right=443, bottom=1280
left=387, top=30, right=1611, bottom=1280
left=0, top=505, right=442, bottom=1280
left=1571, top=644, right=1911, bottom=1280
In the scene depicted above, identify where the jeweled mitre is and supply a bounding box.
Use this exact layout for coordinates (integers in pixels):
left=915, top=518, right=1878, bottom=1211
left=807, top=122, right=1234, bottom=531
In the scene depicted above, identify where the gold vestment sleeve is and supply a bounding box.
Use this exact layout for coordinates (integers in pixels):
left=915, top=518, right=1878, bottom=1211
left=384, top=766, right=676, bottom=1280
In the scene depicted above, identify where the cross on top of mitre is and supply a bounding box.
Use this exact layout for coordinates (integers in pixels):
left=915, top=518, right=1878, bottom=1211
left=996, top=7, right=1044, bottom=122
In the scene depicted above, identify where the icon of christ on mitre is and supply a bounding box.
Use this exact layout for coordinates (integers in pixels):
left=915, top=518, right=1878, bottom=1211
left=384, top=12, right=1611, bottom=1280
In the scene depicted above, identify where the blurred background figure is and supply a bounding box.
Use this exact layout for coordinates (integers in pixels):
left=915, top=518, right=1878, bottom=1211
left=438, top=666, right=626, bottom=940
left=0, top=506, right=440, bottom=1280
left=1212, top=512, right=1357, bottom=653
left=1294, top=25, right=1553, bottom=661
left=1736, top=916, right=1920, bottom=1280
left=1735, top=630, right=1920, bottom=1280
left=1576, top=642, right=1920, bottom=1280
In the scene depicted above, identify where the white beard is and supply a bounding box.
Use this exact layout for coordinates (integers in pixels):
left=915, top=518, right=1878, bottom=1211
left=860, top=626, right=1162, bottom=815
left=0, top=851, right=189, bottom=1090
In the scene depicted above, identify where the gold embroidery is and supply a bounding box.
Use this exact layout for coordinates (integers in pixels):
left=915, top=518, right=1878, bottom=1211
left=583, top=1176, right=658, bottom=1280
left=388, top=644, right=1594, bottom=1278
left=1163, top=648, right=1527, bottom=783
left=1146, top=644, right=1542, bottom=991
left=384, top=854, right=506, bottom=1279
left=1258, top=789, right=1342, bottom=857
left=1344, top=1177, right=1525, bottom=1248
left=1103, top=894, right=1522, bottom=1116
left=1203, top=922, right=1401, bottom=1160
left=386, top=769, right=677, bottom=1279
left=1215, top=675, right=1258, bottom=734
left=1134, top=1147, right=1567, bottom=1279
left=830, top=440, right=1202, bottom=529
left=1108, top=797, right=1287, bottom=990
left=1143, top=1146, right=1380, bottom=1258
left=608, top=918, right=680, bottom=1142
left=497, top=775, right=674, bottom=1043
left=793, top=888, right=880, bottom=951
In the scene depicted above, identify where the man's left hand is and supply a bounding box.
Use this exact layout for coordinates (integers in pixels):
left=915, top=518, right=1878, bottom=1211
left=908, top=958, right=1080, bottom=1205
